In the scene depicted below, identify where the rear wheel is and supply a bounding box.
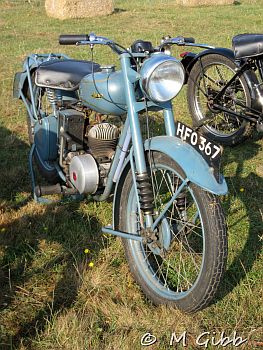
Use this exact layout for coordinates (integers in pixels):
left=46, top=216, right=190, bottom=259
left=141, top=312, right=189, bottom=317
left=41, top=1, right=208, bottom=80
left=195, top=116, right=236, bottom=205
left=187, top=54, right=252, bottom=146
left=116, top=152, right=227, bottom=313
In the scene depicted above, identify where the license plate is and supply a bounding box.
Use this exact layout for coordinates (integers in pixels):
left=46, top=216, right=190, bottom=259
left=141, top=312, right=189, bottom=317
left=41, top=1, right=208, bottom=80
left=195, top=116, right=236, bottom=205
left=175, top=121, right=223, bottom=180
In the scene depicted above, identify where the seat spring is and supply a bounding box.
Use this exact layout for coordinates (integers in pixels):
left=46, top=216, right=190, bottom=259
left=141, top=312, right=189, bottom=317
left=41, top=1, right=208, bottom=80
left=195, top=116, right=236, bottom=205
left=46, top=88, right=57, bottom=107
left=56, top=90, right=62, bottom=103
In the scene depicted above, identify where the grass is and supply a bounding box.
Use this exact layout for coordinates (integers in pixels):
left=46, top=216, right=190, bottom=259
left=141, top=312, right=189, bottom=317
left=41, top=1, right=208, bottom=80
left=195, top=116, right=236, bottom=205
left=0, top=0, right=262, bottom=349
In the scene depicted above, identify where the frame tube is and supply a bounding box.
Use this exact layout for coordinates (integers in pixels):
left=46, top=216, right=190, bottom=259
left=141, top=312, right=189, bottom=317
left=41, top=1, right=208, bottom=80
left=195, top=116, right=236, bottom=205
left=94, top=116, right=130, bottom=201
left=120, top=54, right=147, bottom=175
left=163, top=105, right=176, bottom=136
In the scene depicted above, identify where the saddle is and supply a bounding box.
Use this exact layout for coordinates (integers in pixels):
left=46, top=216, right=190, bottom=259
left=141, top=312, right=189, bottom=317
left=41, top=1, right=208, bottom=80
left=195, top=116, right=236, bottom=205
left=35, top=59, right=101, bottom=91
left=233, top=33, right=263, bottom=59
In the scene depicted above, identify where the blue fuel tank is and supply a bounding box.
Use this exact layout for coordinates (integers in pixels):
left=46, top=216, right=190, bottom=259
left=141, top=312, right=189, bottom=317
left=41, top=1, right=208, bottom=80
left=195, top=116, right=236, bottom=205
left=79, top=66, right=128, bottom=116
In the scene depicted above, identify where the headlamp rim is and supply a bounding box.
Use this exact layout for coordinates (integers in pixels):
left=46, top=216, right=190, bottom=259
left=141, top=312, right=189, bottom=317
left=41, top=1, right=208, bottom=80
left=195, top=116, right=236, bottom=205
left=140, top=53, right=185, bottom=103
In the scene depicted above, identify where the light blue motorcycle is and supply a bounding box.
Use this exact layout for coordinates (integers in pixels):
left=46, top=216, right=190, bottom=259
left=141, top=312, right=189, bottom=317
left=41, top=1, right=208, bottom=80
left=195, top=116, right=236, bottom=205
left=13, top=33, right=228, bottom=313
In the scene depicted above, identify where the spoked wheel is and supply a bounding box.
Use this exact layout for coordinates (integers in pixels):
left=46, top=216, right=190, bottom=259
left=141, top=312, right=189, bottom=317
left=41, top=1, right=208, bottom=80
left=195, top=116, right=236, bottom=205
left=187, top=54, right=252, bottom=146
left=26, top=73, right=59, bottom=183
left=116, top=152, right=227, bottom=313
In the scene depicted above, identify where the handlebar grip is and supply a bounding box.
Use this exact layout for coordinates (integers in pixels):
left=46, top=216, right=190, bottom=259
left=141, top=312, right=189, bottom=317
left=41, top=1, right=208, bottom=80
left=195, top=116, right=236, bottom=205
left=59, top=34, right=90, bottom=45
left=184, top=37, right=195, bottom=44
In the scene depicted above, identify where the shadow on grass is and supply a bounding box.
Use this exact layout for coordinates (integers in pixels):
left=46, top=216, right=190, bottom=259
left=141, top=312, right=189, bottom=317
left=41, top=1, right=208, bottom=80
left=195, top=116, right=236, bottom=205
left=214, top=136, right=263, bottom=303
left=112, top=8, right=126, bottom=14
left=0, top=126, right=105, bottom=349
left=0, top=202, right=104, bottom=349
left=0, top=126, right=31, bottom=208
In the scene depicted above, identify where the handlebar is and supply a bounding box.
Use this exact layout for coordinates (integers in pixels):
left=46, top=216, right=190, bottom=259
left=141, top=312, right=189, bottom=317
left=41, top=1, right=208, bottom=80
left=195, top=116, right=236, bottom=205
left=160, top=36, right=195, bottom=48
left=184, top=37, right=195, bottom=44
left=59, top=33, right=114, bottom=46
left=159, top=36, right=214, bottom=50
left=58, top=33, right=214, bottom=54
left=59, top=34, right=90, bottom=45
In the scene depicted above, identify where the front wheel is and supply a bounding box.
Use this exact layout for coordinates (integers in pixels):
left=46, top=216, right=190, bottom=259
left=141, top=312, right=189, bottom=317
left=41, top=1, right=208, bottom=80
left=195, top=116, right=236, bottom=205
left=187, top=54, right=252, bottom=146
left=116, top=152, right=227, bottom=313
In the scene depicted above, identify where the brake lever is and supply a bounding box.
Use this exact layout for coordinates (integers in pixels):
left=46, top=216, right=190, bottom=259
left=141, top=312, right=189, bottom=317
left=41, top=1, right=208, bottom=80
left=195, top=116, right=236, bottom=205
left=159, top=36, right=215, bottom=50
left=160, top=36, right=186, bottom=48
left=76, top=32, right=114, bottom=47
left=89, top=33, right=114, bottom=44
left=169, top=37, right=186, bottom=46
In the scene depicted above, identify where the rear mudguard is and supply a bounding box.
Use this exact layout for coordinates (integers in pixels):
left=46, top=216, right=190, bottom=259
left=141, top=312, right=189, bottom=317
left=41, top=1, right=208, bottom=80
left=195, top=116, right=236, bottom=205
left=13, top=55, right=38, bottom=99
left=181, top=47, right=261, bottom=111
left=112, top=135, right=227, bottom=229
left=182, top=48, right=236, bottom=78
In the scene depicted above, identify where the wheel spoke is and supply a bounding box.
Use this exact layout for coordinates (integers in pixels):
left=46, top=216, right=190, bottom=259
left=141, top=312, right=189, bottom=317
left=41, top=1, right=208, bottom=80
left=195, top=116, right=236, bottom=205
left=203, top=72, right=218, bottom=86
left=194, top=60, right=248, bottom=137
left=215, top=65, right=225, bottom=82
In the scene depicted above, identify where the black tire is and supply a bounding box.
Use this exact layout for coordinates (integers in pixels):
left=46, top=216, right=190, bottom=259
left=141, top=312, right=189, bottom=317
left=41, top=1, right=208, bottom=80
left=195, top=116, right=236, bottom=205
left=26, top=73, right=59, bottom=184
left=115, top=152, right=227, bottom=313
left=187, top=54, right=252, bottom=146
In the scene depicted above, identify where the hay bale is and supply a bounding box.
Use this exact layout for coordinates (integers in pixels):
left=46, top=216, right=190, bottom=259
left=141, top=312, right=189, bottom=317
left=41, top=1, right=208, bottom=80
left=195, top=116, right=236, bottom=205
left=45, top=0, right=114, bottom=19
left=256, top=164, right=263, bottom=177
left=178, top=0, right=233, bottom=6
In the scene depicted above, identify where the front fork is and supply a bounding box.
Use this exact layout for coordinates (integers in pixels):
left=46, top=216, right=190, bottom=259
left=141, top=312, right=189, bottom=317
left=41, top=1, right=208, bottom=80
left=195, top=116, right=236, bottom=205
left=121, top=55, right=154, bottom=230
left=120, top=55, right=178, bottom=233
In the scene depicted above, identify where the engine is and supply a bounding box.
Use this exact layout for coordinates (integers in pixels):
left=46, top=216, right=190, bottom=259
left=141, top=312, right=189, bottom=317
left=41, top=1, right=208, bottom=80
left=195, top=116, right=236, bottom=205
left=86, top=122, right=119, bottom=160
left=58, top=109, right=119, bottom=195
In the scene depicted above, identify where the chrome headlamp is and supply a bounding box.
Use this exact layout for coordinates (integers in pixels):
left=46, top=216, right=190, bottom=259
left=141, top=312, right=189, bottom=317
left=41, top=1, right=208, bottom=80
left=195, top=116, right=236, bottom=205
left=140, top=54, right=185, bottom=103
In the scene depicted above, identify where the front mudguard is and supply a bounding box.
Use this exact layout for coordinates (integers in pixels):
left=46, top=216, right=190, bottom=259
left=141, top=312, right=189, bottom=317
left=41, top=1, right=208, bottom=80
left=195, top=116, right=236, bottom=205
left=182, top=47, right=261, bottom=111
left=112, top=135, right=227, bottom=229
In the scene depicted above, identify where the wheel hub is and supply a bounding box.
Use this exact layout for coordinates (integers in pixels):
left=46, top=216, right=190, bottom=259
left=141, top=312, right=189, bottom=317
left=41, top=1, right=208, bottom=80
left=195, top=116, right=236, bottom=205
left=206, top=85, right=236, bottom=115
left=207, top=99, right=221, bottom=114
left=145, top=217, right=172, bottom=256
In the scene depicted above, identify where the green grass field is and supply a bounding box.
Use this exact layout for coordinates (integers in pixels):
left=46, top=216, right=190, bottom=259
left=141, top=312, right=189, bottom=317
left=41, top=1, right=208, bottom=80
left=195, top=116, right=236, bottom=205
left=0, top=0, right=262, bottom=349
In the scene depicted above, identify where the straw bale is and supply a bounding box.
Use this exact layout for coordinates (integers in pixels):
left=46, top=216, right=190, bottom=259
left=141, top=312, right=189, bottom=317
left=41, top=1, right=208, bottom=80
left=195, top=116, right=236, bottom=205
left=45, top=0, right=114, bottom=19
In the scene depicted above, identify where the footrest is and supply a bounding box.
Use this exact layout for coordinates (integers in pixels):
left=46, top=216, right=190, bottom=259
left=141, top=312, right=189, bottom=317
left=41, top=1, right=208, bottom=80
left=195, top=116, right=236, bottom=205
left=35, top=184, right=62, bottom=197
left=102, top=226, right=144, bottom=242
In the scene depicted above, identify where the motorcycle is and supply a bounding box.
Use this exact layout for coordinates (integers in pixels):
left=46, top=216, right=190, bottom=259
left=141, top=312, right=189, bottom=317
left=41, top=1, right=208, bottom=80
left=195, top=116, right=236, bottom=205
left=175, top=33, right=263, bottom=146
left=13, top=33, right=227, bottom=313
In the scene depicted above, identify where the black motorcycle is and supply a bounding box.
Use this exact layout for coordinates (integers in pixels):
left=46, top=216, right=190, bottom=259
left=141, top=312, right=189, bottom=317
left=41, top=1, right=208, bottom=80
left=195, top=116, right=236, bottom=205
left=181, top=34, right=263, bottom=146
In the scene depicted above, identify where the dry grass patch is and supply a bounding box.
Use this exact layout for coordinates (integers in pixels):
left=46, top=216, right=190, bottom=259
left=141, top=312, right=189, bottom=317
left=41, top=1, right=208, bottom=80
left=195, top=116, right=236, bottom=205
left=32, top=241, right=201, bottom=349
left=178, top=0, right=233, bottom=6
